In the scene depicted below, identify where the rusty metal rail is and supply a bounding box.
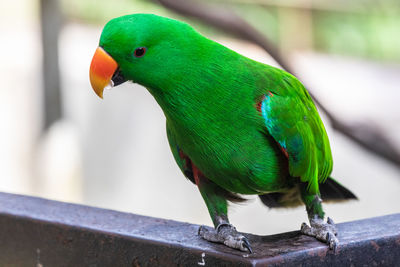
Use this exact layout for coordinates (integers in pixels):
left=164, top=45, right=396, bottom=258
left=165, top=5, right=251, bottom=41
left=0, top=192, right=399, bottom=266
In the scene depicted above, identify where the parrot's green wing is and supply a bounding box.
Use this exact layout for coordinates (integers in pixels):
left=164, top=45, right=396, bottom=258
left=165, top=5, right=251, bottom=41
left=259, top=72, right=333, bottom=194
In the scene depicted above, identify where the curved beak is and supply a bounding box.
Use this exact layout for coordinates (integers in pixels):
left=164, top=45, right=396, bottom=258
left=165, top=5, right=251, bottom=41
left=89, top=47, right=120, bottom=98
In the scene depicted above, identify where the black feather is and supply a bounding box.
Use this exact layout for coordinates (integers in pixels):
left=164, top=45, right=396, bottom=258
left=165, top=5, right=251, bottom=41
left=259, top=177, right=357, bottom=208
left=319, top=177, right=357, bottom=201
left=258, top=192, right=287, bottom=208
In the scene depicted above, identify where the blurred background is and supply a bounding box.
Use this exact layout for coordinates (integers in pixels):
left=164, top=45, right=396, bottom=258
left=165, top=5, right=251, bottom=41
left=0, top=0, right=399, bottom=235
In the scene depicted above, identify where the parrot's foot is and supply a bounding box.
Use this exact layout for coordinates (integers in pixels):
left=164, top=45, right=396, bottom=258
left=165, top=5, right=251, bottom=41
left=301, top=217, right=338, bottom=250
left=198, top=223, right=252, bottom=253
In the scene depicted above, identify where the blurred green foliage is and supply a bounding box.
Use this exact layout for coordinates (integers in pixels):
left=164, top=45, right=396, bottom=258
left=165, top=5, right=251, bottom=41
left=61, top=0, right=223, bottom=40
left=62, top=0, right=400, bottom=62
left=314, top=10, right=400, bottom=61
left=61, top=0, right=165, bottom=24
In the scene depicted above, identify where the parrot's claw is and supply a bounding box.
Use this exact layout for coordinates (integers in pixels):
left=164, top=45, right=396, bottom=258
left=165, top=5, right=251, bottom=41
left=301, top=216, right=338, bottom=251
left=198, top=224, right=252, bottom=253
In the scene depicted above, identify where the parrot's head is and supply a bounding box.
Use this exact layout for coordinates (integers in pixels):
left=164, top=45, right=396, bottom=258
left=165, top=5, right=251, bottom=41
left=89, top=13, right=202, bottom=98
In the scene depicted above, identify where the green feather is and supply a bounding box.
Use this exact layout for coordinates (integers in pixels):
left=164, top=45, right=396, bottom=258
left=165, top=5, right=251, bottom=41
left=260, top=71, right=333, bottom=194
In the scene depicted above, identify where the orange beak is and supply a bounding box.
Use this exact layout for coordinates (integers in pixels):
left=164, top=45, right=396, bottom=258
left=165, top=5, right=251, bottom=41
left=89, top=47, right=118, bottom=98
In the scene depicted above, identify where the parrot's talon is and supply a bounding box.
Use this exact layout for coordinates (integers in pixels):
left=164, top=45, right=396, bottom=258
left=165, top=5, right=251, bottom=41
left=198, top=225, right=252, bottom=253
left=300, top=222, right=311, bottom=235
left=242, top=238, right=253, bottom=254
left=198, top=225, right=205, bottom=236
left=300, top=217, right=339, bottom=250
left=331, top=240, right=338, bottom=252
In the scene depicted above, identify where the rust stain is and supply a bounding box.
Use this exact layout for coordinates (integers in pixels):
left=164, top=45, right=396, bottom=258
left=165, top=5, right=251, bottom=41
left=317, top=248, right=327, bottom=261
left=307, top=250, right=316, bottom=257
left=370, top=241, right=380, bottom=252
left=131, top=258, right=141, bottom=267
left=272, top=255, right=285, bottom=264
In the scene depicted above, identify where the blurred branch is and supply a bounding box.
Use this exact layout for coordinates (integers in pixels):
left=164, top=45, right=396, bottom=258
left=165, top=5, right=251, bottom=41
left=154, top=0, right=400, bottom=167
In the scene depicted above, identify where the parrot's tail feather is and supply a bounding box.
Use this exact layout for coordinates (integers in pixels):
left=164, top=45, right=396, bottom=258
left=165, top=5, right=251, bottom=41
left=258, top=192, right=289, bottom=208
left=319, top=177, right=357, bottom=202
left=223, top=190, right=247, bottom=203
left=259, top=177, right=357, bottom=208
left=259, top=187, right=302, bottom=208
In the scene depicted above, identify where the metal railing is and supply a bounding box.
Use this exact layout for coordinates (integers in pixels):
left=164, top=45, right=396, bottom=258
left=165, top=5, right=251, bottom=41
left=0, top=192, right=399, bottom=266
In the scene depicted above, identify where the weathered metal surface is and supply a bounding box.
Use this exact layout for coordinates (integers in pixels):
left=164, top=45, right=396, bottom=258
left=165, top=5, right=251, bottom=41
left=0, top=192, right=399, bottom=266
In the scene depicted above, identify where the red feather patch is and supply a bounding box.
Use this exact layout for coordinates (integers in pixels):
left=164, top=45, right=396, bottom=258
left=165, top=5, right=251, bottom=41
left=192, top=163, right=202, bottom=186
left=280, top=147, right=289, bottom=158
left=256, top=95, right=266, bottom=113
left=179, top=150, right=191, bottom=170
left=179, top=149, right=204, bottom=185
left=256, top=92, right=274, bottom=114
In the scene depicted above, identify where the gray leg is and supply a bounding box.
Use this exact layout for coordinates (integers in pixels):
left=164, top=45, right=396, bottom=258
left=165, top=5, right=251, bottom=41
left=300, top=186, right=339, bottom=250
left=195, top=173, right=252, bottom=253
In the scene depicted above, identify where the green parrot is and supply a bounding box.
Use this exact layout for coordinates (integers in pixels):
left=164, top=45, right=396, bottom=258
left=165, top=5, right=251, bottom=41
left=89, top=14, right=356, bottom=253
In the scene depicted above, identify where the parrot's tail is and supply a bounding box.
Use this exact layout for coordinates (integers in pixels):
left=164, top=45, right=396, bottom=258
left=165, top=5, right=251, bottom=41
left=258, top=177, right=357, bottom=208
left=319, top=177, right=357, bottom=202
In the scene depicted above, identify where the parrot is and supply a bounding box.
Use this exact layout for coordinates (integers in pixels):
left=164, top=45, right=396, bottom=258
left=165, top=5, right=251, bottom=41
left=89, top=14, right=356, bottom=253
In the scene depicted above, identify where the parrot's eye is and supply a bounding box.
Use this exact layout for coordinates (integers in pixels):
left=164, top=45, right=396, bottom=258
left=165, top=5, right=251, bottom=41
left=134, top=47, right=147, bottom=57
